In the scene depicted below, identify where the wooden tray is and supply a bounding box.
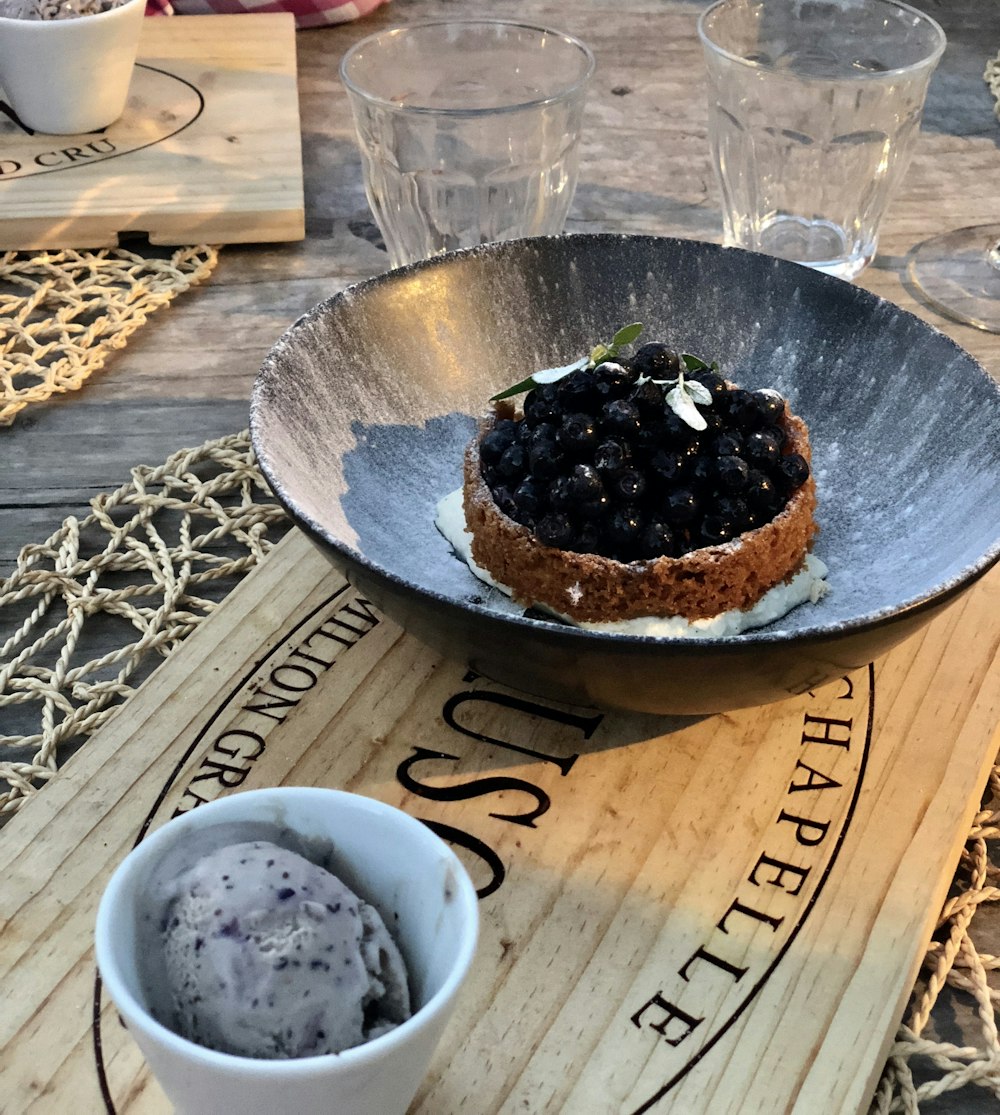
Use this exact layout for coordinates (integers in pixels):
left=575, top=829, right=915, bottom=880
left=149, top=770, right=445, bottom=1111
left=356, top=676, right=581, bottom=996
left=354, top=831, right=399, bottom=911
left=2, top=527, right=998, bottom=1113
left=0, top=14, right=304, bottom=249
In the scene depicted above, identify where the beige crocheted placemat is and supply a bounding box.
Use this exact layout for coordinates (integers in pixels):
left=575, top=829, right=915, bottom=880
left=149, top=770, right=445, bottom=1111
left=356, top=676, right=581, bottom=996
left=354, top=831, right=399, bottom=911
left=0, top=245, right=218, bottom=426
left=0, top=431, right=289, bottom=814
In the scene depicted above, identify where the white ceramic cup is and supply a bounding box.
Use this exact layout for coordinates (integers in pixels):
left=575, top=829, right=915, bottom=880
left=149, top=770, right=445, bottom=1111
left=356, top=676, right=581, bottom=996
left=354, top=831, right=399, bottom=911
left=95, top=787, right=479, bottom=1115
left=0, top=0, right=145, bottom=134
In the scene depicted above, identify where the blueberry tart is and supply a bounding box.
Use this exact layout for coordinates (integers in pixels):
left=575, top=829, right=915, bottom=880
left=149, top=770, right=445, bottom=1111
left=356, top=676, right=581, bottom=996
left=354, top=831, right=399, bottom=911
left=447, top=325, right=823, bottom=629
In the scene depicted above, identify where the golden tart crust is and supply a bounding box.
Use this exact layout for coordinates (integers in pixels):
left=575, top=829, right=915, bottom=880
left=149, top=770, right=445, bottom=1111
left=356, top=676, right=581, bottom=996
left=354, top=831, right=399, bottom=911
left=463, top=408, right=818, bottom=624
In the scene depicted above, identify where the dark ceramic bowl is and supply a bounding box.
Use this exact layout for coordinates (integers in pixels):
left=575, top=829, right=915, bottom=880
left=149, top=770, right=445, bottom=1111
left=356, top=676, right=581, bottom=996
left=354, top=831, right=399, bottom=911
left=250, top=235, right=1000, bottom=714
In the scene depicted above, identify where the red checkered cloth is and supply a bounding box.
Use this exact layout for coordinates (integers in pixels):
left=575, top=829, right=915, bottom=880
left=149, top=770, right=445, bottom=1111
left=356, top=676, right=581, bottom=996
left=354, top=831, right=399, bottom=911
left=145, top=0, right=387, bottom=29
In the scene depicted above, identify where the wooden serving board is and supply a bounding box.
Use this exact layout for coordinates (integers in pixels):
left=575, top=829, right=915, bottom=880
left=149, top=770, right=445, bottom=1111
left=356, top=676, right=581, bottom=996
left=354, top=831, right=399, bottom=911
left=0, top=14, right=304, bottom=249
left=2, top=527, right=999, bottom=1114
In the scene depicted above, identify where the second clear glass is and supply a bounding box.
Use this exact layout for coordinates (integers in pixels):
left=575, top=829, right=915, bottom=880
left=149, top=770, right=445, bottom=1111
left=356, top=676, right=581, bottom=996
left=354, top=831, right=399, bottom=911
left=698, top=0, right=946, bottom=281
left=340, top=20, right=595, bottom=270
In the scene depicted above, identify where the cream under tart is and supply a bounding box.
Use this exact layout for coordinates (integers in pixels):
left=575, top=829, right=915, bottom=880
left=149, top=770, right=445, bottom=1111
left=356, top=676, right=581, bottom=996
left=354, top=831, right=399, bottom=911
left=436, top=325, right=827, bottom=636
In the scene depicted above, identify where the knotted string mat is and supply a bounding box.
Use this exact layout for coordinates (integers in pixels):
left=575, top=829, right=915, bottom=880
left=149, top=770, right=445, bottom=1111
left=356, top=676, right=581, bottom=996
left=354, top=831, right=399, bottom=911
left=0, top=245, right=218, bottom=427
left=0, top=430, right=998, bottom=1113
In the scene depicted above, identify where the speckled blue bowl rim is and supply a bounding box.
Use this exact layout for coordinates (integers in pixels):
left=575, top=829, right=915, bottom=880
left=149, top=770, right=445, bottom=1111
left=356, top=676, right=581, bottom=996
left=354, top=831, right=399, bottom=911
left=251, top=233, right=1000, bottom=652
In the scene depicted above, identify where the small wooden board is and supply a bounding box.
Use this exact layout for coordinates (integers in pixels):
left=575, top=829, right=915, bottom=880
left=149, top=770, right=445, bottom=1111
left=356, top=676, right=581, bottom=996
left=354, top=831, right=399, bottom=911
left=0, top=14, right=304, bottom=249
left=2, top=528, right=998, bottom=1114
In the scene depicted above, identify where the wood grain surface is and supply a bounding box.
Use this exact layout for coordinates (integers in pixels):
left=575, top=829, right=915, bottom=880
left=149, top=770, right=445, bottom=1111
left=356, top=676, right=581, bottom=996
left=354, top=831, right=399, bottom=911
left=0, top=15, right=304, bottom=249
left=1, top=528, right=997, bottom=1114
left=2, top=1, right=1000, bottom=1111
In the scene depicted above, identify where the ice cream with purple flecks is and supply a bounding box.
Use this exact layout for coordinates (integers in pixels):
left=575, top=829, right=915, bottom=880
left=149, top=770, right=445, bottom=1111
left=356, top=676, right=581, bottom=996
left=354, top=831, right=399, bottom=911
left=151, top=839, right=411, bottom=1059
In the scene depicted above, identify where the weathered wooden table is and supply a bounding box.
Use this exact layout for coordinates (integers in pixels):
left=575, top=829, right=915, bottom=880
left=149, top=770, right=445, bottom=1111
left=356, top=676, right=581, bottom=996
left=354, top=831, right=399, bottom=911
left=2, top=1, right=999, bottom=1113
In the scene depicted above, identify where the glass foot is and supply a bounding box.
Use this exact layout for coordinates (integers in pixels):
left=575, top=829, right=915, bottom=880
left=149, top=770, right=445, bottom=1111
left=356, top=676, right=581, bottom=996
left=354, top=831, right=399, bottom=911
left=907, top=223, right=1000, bottom=333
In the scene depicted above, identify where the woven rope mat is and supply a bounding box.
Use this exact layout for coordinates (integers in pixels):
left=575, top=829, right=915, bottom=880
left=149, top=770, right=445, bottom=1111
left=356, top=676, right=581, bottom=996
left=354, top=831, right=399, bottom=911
left=0, top=245, right=219, bottom=426
left=0, top=431, right=997, bottom=1113
left=0, top=431, right=289, bottom=812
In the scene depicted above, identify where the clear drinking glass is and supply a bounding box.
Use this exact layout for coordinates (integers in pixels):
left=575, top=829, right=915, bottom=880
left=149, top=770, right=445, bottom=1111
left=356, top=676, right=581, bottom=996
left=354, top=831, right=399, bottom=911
left=698, top=0, right=946, bottom=281
left=340, top=19, right=595, bottom=270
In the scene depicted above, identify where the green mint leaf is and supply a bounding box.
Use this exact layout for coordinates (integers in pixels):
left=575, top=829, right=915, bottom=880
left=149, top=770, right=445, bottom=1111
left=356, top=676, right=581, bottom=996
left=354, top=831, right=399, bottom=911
left=681, top=352, right=710, bottom=373
left=491, top=323, right=645, bottom=400
left=611, top=322, right=644, bottom=348
left=589, top=342, right=612, bottom=366
left=490, top=375, right=538, bottom=402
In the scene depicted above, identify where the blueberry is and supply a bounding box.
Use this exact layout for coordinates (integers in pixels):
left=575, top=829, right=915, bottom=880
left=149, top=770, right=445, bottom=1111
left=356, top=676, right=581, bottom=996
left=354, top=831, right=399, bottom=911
left=633, top=423, right=667, bottom=458
left=567, top=463, right=605, bottom=504
left=701, top=410, right=725, bottom=435
left=716, top=496, right=751, bottom=530
left=594, top=438, right=632, bottom=476
left=523, top=384, right=562, bottom=426
left=690, top=456, right=717, bottom=492
left=496, top=443, right=527, bottom=481
left=579, top=493, right=612, bottom=520
left=528, top=438, right=564, bottom=480
left=727, top=389, right=764, bottom=431
left=661, top=411, right=690, bottom=442
left=775, top=452, right=810, bottom=491
left=744, top=429, right=781, bottom=467
left=591, top=360, right=636, bottom=394
left=535, top=513, right=576, bottom=549
left=630, top=378, right=666, bottom=414
left=557, top=368, right=597, bottom=411
left=716, top=454, right=750, bottom=492
left=755, top=390, right=786, bottom=424
left=745, top=469, right=783, bottom=514
left=700, top=514, right=736, bottom=546
left=633, top=342, right=680, bottom=379
left=575, top=520, right=603, bottom=554
left=675, top=431, right=702, bottom=460
left=765, top=422, right=788, bottom=449
left=637, top=517, right=675, bottom=559
left=673, top=528, right=697, bottom=556
left=515, top=420, right=534, bottom=445
left=611, top=467, right=647, bottom=502
left=648, top=449, right=687, bottom=484
left=711, top=432, right=743, bottom=457
left=480, top=427, right=515, bottom=466
left=606, top=505, right=644, bottom=552
left=691, top=370, right=728, bottom=400
left=491, top=485, right=519, bottom=519
left=557, top=412, right=599, bottom=456
left=600, top=398, right=642, bottom=438
left=513, top=478, right=547, bottom=518
left=548, top=475, right=576, bottom=511
left=663, top=488, right=699, bottom=524
left=529, top=421, right=558, bottom=450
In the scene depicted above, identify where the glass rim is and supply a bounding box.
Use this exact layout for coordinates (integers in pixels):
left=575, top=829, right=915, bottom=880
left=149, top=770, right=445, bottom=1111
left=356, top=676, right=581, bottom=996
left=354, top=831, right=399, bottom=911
left=339, top=18, right=596, bottom=116
left=697, top=0, right=946, bottom=79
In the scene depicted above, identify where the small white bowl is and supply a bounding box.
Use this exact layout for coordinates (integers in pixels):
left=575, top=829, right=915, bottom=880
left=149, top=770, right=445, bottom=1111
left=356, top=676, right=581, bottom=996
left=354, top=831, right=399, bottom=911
left=95, top=787, right=479, bottom=1115
left=0, top=0, right=145, bottom=134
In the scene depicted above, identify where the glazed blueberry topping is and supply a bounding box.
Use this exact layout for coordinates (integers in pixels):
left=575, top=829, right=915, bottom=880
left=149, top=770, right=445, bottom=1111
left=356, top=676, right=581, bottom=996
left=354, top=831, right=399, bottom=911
left=481, top=341, right=810, bottom=561
left=632, top=342, right=681, bottom=379
left=744, top=429, right=781, bottom=467
left=557, top=412, right=600, bottom=456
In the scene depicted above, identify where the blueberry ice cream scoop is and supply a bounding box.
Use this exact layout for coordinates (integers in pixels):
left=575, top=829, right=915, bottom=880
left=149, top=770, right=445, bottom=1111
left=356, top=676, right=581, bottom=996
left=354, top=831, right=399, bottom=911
left=155, top=840, right=411, bottom=1059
